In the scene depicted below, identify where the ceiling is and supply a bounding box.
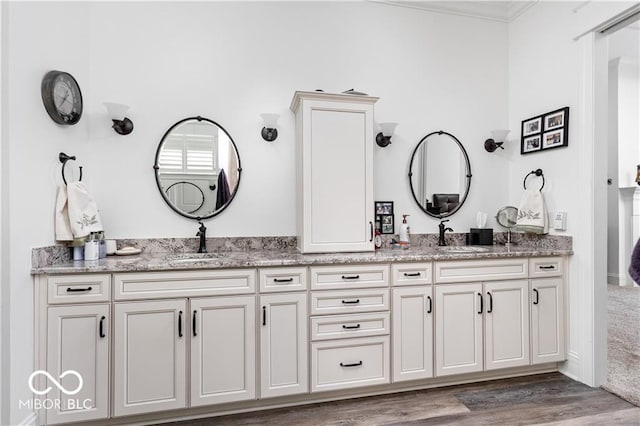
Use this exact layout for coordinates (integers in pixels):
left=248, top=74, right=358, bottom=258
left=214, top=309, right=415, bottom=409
left=372, top=1, right=537, bottom=23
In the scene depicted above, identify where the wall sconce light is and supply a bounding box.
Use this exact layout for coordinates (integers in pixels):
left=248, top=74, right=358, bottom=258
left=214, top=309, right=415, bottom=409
left=104, top=102, right=134, bottom=135
left=484, top=129, right=510, bottom=152
left=260, top=113, right=279, bottom=142
left=376, top=122, right=398, bottom=147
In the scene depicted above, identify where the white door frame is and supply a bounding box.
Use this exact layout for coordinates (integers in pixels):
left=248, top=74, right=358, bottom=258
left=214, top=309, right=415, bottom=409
left=575, top=30, right=609, bottom=387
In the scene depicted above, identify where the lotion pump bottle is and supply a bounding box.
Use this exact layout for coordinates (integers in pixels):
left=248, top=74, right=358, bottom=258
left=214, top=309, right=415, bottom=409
left=399, top=214, right=410, bottom=243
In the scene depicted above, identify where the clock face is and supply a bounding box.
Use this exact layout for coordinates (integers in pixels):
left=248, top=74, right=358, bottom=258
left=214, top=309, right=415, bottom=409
left=41, top=71, right=83, bottom=125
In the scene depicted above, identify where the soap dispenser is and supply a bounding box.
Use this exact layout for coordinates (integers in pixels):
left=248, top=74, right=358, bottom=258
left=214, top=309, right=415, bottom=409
left=399, top=215, right=410, bottom=243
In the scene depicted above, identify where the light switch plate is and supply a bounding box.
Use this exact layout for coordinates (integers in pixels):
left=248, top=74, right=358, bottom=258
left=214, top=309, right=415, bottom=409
left=553, top=211, right=567, bottom=231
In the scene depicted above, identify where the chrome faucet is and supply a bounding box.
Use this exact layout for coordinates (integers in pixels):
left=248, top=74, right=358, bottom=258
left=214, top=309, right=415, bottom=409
left=438, top=219, right=453, bottom=246
left=196, top=221, right=207, bottom=253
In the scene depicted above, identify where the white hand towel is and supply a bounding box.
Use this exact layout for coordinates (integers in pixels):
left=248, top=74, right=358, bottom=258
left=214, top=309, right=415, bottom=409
left=55, top=186, right=73, bottom=241
left=66, top=181, right=103, bottom=239
left=516, top=188, right=549, bottom=234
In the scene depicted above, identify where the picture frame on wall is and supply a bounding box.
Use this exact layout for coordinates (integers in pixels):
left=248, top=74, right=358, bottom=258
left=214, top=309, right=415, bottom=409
left=520, top=106, right=569, bottom=155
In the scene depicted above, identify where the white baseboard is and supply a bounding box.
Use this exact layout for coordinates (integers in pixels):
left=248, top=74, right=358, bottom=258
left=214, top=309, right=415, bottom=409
left=607, top=273, right=620, bottom=285
left=18, top=412, right=36, bottom=426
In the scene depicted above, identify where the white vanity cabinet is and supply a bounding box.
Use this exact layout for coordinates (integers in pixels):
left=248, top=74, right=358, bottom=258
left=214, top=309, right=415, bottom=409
left=290, top=91, right=378, bottom=253
left=309, top=264, right=391, bottom=392
left=46, top=304, right=110, bottom=425
left=37, top=274, right=111, bottom=425
left=391, top=263, right=434, bottom=382
left=112, top=270, right=257, bottom=417
left=434, top=259, right=532, bottom=376
left=113, top=299, right=187, bottom=416
left=529, top=256, right=565, bottom=364
left=258, top=267, right=308, bottom=399
left=434, top=258, right=564, bottom=377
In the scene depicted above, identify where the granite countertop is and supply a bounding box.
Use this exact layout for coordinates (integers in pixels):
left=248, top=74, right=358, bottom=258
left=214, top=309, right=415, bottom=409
left=31, top=244, right=573, bottom=275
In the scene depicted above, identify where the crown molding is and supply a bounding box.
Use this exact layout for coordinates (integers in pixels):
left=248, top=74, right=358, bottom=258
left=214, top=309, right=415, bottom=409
left=370, top=1, right=537, bottom=23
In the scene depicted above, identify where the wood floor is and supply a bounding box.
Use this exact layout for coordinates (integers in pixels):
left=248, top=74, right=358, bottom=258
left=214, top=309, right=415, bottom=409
left=165, top=373, right=640, bottom=425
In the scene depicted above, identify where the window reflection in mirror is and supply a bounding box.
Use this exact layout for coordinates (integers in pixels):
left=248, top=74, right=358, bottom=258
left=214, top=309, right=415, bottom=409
left=154, top=117, right=241, bottom=220
left=409, top=131, right=471, bottom=218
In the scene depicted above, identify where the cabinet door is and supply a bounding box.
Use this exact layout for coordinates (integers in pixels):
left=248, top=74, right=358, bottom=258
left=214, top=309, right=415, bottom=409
left=300, top=100, right=374, bottom=253
left=191, top=296, right=256, bottom=406
left=46, top=304, right=110, bottom=424
left=260, top=293, right=308, bottom=398
left=113, top=300, right=187, bottom=417
left=531, top=278, right=565, bottom=364
left=435, top=283, right=483, bottom=376
left=392, top=286, right=433, bottom=382
left=484, top=280, right=530, bottom=370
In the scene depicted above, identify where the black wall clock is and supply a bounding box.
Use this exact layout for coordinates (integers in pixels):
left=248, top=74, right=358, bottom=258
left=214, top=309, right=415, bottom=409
left=41, top=70, right=83, bottom=125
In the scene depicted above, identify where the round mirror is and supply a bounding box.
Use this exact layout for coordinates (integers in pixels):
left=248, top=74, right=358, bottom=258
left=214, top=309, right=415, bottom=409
left=153, top=116, right=242, bottom=220
left=408, top=130, right=471, bottom=218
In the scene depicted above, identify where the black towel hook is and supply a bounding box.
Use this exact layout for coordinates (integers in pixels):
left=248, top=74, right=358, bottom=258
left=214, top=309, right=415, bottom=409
left=523, top=168, right=544, bottom=191
left=59, top=152, right=83, bottom=186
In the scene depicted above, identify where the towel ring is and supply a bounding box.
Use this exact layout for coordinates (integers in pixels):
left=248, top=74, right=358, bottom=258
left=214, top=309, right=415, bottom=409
left=523, top=168, right=544, bottom=191
left=59, top=152, right=83, bottom=186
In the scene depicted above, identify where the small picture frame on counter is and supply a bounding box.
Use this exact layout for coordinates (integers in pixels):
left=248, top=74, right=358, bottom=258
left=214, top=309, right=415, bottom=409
left=380, top=214, right=394, bottom=234
left=375, top=201, right=394, bottom=215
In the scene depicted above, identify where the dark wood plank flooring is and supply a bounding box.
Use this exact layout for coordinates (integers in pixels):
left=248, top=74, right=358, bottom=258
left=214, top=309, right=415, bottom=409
left=165, top=373, right=640, bottom=425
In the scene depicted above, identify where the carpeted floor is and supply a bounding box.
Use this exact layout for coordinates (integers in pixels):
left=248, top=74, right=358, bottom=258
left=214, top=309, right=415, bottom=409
left=603, top=284, right=640, bottom=406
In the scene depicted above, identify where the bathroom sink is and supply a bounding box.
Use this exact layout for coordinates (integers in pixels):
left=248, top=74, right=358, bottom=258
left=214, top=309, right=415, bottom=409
left=437, top=246, right=490, bottom=253
left=165, top=253, right=221, bottom=263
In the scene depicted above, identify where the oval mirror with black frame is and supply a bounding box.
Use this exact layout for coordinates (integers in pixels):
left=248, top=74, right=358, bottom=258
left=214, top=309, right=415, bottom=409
left=153, top=116, right=242, bottom=220
left=408, top=130, right=471, bottom=219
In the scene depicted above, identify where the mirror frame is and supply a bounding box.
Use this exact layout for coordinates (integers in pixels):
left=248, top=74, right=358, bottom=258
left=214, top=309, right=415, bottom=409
left=153, top=116, right=242, bottom=220
left=408, top=130, right=472, bottom=219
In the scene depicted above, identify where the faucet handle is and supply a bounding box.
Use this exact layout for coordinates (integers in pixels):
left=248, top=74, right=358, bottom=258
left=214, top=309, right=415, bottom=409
left=440, top=219, right=450, bottom=224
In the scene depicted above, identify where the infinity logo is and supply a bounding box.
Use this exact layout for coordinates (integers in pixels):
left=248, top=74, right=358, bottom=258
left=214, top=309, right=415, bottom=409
left=28, top=370, right=83, bottom=396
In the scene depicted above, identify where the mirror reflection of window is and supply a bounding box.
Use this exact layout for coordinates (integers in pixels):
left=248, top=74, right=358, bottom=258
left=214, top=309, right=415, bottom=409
left=154, top=117, right=242, bottom=220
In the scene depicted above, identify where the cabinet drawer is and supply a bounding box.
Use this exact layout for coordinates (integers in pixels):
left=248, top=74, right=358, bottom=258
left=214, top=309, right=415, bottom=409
left=391, top=263, right=432, bottom=286
left=529, top=257, right=563, bottom=278
left=311, top=312, right=390, bottom=341
left=310, top=264, right=389, bottom=290
left=434, top=258, right=528, bottom=283
left=311, top=289, right=389, bottom=315
left=48, top=274, right=111, bottom=304
left=114, top=269, right=256, bottom=300
left=259, top=267, right=308, bottom=292
left=311, top=336, right=390, bottom=392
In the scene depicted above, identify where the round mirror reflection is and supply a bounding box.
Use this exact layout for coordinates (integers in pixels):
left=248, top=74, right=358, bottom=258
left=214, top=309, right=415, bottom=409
left=408, top=130, right=471, bottom=218
left=154, top=116, right=241, bottom=220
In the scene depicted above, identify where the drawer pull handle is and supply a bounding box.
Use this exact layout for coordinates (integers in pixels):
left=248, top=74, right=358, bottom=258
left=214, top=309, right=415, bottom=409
left=533, top=288, right=539, bottom=305
left=478, top=292, right=483, bottom=314
left=99, top=316, right=106, bottom=338
left=404, top=272, right=421, bottom=277
left=273, top=277, right=294, bottom=283
left=341, top=299, right=360, bottom=304
left=341, top=275, right=360, bottom=280
left=342, top=324, right=361, bottom=330
left=193, top=310, right=197, bottom=337
left=66, top=286, right=92, bottom=292
left=178, top=311, right=183, bottom=338
left=539, top=265, right=556, bottom=270
left=427, top=296, right=432, bottom=314
left=340, top=361, right=363, bottom=368
left=487, top=292, right=493, bottom=313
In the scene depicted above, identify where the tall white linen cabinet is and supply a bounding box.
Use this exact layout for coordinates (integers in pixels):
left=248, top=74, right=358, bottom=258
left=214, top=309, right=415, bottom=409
left=290, top=91, right=379, bottom=253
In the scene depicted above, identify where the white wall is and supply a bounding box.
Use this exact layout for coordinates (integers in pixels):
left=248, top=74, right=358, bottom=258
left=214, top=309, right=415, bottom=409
left=507, top=1, right=638, bottom=385
left=4, top=2, right=508, bottom=423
